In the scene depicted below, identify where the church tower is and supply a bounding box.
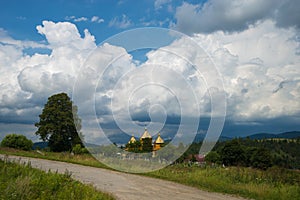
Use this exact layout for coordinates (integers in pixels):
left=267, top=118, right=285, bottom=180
left=128, top=134, right=136, bottom=144
left=125, top=128, right=165, bottom=153
left=153, top=133, right=164, bottom=151
left=140, top=127, right=152, bottom=152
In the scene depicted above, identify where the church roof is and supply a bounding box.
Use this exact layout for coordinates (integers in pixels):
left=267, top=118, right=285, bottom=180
left=140, top=127, right=152, bottom=139
left=155, top=133, right=164, bottom=144
left=128, top=135, right=136, bottom=143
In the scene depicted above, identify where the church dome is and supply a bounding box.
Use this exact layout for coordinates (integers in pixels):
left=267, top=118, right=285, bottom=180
left=155, top=133, right=164, bottom=144
left=140, top=127, right=152, bottom=139
left=128, top=135, right=136, bottom=143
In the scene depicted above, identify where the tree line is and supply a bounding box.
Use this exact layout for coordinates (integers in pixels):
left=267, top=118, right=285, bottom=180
left=177, top=137, right=300, bottom=170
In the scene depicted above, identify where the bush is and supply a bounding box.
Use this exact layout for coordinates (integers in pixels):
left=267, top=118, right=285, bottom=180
left=72, top=144, right=88, bottom=154
left=81, top=147, right=89, bottom=154
left=1, top=134, right=33, bottom=151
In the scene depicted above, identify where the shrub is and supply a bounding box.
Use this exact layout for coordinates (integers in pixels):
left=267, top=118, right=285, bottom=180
left=81, top=147, right=89, bottom=154
left=72, top=144, right=88, bottom=154
left=1, top=134, right=33, bottom=151
left=72, top=144, right=82, bottom=154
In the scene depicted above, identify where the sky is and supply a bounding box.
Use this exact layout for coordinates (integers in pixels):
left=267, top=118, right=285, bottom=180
left=0, top=0, right=299, bottom=144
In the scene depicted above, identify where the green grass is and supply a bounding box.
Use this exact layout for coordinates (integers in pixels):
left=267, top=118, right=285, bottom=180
left=145, top=164, right=300, bottom=200
left=1, top=147, right=299, bottom=200
left=0, top=147, right=109, bottom=169
left=0, top=158, right=115, bottom=200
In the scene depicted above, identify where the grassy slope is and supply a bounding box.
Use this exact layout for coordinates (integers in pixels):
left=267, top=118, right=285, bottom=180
left=1, top=147, right=299, bottom=200
left=0, top=158, right=115, bottom=200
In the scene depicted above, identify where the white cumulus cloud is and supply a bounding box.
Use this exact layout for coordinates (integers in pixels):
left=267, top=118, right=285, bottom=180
left=174, top=0, right=300, bottom=34
left=193, top=20, right=300, bottom=120
left=0, top=21, right=97, bottom=132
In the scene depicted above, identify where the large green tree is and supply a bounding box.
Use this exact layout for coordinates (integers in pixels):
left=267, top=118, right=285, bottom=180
left=220, top=139, right=246, bottom=166
left=35, top=93, right=82, bottom=152
left=250, top=147, right=273, bottom=170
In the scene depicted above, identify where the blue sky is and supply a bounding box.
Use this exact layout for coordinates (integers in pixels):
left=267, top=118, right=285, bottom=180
left=0, top=0, right=299, bottom=144
left=1, top=0, right=197, bottom=43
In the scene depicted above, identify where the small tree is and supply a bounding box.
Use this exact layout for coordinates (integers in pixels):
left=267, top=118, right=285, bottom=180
left=1, top=134, right=33, bottom=151
left=35, top=93, right=83, bottom=152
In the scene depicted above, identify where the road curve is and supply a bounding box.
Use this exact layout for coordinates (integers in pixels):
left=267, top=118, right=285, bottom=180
left=0, top=155, right=246, bottom=200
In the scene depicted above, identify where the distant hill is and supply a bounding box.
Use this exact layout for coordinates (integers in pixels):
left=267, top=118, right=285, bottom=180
left=218, top=136, right=233, bottom=141
left=245, top=131, right=300, bottom=140
left=193, top=134, right=232, bottom=143
left=193, top=131, right=300, bottom=143
left=32, top=142, right=48, bottom=150
left=277, top=131, right=300, bottom=139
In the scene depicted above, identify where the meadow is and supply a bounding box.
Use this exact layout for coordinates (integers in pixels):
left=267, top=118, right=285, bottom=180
left=0, top=147, right=299, bottom=200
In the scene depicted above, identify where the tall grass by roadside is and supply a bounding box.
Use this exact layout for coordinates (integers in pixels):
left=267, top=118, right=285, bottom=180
left=0, top=147, right=108, bottom=169
left=0, top=158, right=115, bottom=200
left=1, top=147, right=299, bottom=200
left=146, top=164, right=300, bottom=200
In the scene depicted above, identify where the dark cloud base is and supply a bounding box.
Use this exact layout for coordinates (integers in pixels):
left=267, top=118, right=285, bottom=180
left=97, top=115, right=300, bottom=145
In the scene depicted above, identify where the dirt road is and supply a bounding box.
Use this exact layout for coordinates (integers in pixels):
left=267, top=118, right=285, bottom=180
left=0, top=155, right=246, bottom=200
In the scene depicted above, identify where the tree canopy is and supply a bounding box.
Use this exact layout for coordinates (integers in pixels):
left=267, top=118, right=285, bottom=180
left=220, top=139, right=246, bottom=166
left=35, top=93, right=82, bottom=152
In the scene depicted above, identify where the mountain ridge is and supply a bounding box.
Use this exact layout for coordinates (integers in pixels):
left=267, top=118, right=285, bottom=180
left=243, top=131, right=300, bottom=140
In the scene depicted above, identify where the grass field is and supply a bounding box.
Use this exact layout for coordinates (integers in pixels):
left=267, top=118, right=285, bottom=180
left=0, top=158, right=115, bottom=200
left=147, top=164, right=300, bottom=200
left=1, top=147, right=299, bottom=200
